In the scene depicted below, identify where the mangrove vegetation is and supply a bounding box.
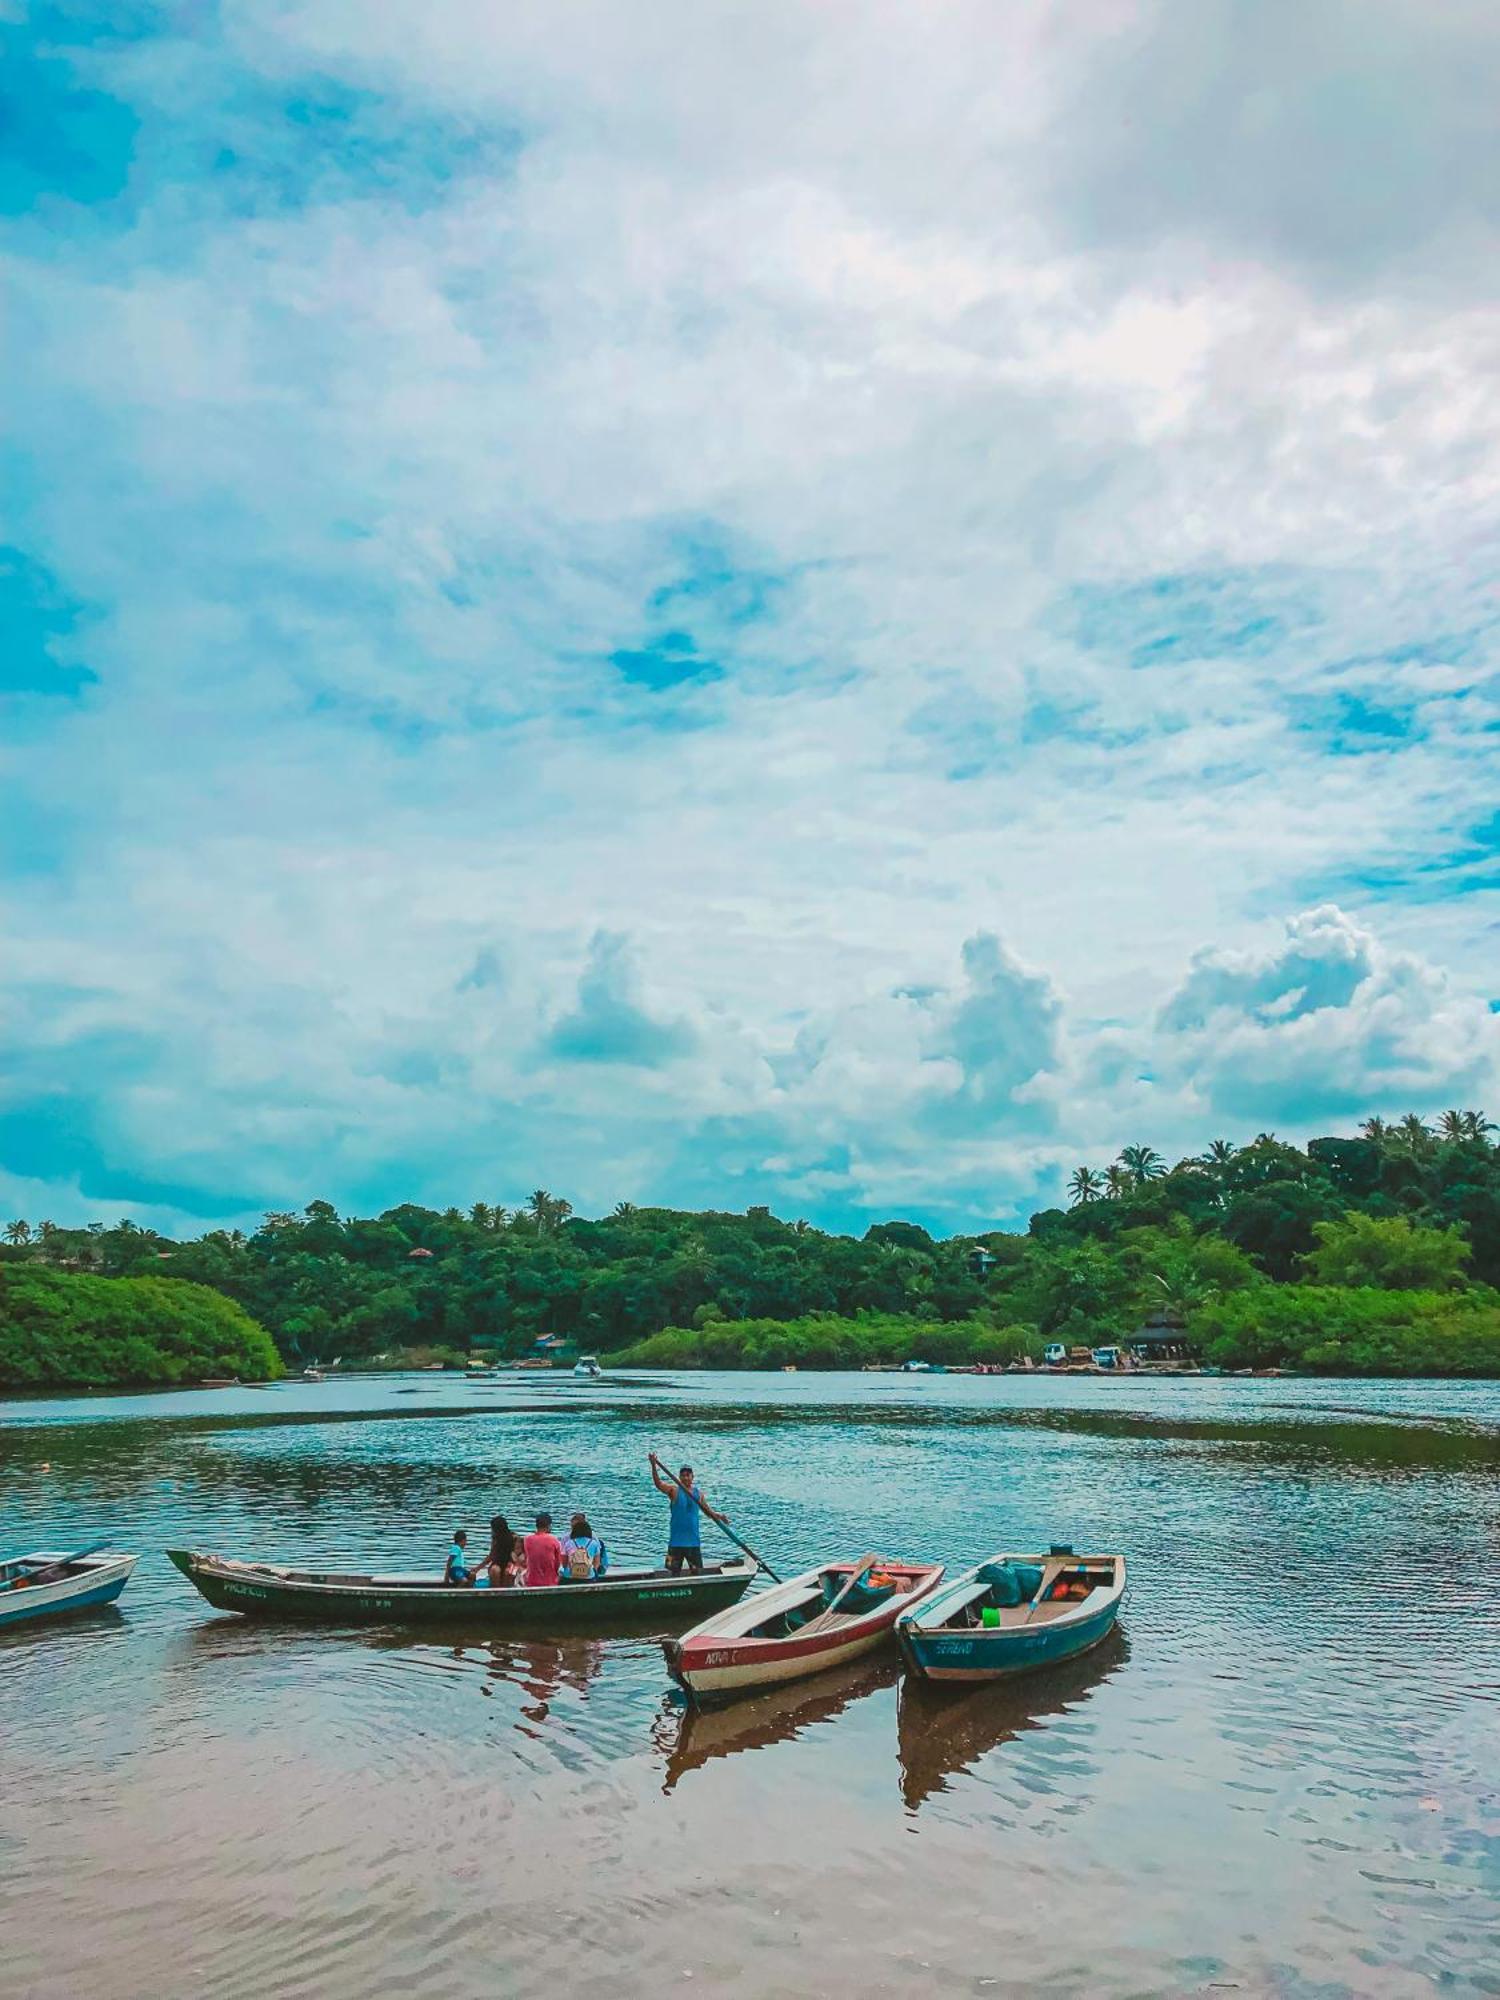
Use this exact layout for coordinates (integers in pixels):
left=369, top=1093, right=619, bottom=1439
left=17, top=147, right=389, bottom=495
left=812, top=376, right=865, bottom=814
left=3, top=1111, right=1500, bottom=1382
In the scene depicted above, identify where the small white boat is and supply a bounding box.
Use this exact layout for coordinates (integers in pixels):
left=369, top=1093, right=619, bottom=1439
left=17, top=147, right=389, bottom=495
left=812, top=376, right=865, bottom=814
left=301, top=1366, right=325, bottom=1382
left=0, top=1548, right=138, bottom=1630
left=664, top=1556, right=945, bottom=1701
left=572, top=1355, right=602, bottom=1379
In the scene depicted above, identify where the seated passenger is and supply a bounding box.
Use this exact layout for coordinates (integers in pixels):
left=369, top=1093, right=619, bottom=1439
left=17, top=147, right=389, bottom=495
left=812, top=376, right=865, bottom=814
left=522, top=1512, right=563, bottom=1588
left=559, top=1513, right=608, bottom=1580
left=444, top=1528, right=474, bottom=1587
left=476, top=1514, right=516, bottom=1589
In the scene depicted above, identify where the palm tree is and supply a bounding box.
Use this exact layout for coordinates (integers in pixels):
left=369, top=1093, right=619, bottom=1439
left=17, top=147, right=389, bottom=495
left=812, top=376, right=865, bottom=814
left=1067, top=1167, right=1105, bottom=1205
left=1201, top=1139, right=1237, bottom=1168
left=1439, top=1108, right=1494, bottom=1143
left=469, top=1202, right=492, bottom=1230
left=1118, top=1145, right=1166, bottom=1187
left=1359, top=1115, right=1389, bottom=1145
left=613, top=1202, right=639, bottom=1222
left=1393, top=1113, right=1434, bottom=1158
left=4, top=1219, right=31, bottom=1246
left=527, top=1190, right=573, bottom=1234
left=1103, top=1164, right=1133, bottom=1199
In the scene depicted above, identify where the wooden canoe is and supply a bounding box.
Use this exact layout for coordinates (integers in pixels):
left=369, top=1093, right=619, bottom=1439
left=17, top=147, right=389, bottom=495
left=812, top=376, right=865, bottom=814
left=166, top=1548, right=756, bottom=1629
left=896, top=1549, right=1125, bottom=1683
left=664, top=1557, right=945, bottom=1701
left=0, top=1549, right=138, bottom=1630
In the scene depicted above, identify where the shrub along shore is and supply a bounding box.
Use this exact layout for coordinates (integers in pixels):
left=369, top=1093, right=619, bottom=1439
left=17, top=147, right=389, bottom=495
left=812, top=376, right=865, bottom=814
left=614, top=1289, right=1500, bottom=1376
left=0, top=1265, right=282, bottom=1389
left=3, top=1111, right=1500, bottom=1383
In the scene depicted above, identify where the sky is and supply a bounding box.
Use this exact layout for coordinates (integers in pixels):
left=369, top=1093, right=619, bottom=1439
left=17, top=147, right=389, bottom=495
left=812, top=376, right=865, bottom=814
left=3, top=0, right=1499, bottom=1238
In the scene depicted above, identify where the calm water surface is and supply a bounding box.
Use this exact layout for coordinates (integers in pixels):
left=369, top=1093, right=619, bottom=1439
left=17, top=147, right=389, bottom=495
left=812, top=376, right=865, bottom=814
left=3, top=1371, right=1498, bottom=1999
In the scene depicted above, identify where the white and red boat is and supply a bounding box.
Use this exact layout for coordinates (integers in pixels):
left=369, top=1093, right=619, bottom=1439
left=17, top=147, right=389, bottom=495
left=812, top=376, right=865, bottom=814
left=664, top=1555, right=945, bottom=1702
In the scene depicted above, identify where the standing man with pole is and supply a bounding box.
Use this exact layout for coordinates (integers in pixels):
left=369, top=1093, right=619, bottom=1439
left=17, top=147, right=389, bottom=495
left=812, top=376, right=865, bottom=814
left=649, top=1454, right=729, bottom=1574
left=647, top=1451, right=784, bottom=1583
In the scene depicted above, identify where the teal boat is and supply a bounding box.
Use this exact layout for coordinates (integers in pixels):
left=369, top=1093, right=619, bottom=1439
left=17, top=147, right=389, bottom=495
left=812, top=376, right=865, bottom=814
left=896, top=1548, right=1125, bottom=1683
left=167, top=1547, right=757, bottom=1630
left=1, top=1548, right=138, bottom=1630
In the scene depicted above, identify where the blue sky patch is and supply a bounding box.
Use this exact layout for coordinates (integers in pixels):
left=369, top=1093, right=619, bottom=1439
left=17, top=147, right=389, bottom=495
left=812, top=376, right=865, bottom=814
left=0, top=1094, right=261, bottom=1217
left=0, top=546, right=97, bottom=699
left=1285, top=688, right=1420, bottom=754
left=610, top=629, right=724, bottom=692
left=0, top=39, right=138, bottom=214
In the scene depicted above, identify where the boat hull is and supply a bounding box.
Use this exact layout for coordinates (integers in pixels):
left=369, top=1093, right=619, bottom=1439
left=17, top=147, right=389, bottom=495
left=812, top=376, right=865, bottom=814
left=897, top=1594, right=1121, bottom=1682
left=0, top=1552, right=137, bottom=1630
left=166, top=1549, right=756, bottom=1630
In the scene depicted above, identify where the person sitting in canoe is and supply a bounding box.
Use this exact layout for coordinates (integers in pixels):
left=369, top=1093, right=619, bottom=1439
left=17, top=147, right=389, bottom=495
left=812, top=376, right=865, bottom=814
left=559, top=1513, right=608, bottom=1580
left=475, top=1515, right=516, bottom=1589
left=649, top=1457, right=729, bottom=1574
left=522, top=1512, right=564, bottom=1587
left=444, top=1529, right=474, bottom=1587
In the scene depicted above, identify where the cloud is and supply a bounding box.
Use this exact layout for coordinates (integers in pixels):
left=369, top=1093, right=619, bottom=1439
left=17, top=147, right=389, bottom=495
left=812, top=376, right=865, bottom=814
left=1040, top=0, right=1500, bottom=291
left=542, top=932, right=696, bottom=1066
left=1, top=3, right=1498, bottom=1232
left=922, top=932, right=1062, bottom=1131
left=1152, top=905, right=1500, bottom=1126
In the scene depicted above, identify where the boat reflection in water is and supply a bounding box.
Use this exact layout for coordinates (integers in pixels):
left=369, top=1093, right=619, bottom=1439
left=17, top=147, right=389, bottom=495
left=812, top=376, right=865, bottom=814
left=657, top=1656, right=899, bottom=1793
left=482, top=1635, right=609, bottom=1733
left=897, top=1627, right=1129, bottom=1813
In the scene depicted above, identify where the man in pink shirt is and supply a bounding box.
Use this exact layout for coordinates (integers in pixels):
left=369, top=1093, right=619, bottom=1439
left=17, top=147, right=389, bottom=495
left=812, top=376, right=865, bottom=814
left=523, top=1512, right=563, bottom=1587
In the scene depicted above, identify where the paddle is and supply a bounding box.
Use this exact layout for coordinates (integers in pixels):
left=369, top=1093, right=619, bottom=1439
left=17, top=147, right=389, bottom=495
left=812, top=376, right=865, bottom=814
left=2, top=1540, right=109, bottom=1592
left=800, top=1551, right=879, bottom=1635
left=649, top=1451, right=783, bottom=1583
left=1020, top=1558, right=1075, bottom=1624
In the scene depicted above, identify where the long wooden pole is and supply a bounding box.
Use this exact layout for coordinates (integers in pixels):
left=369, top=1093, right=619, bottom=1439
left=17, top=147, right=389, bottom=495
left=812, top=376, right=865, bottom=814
left=649, top=1452, right=783, bottom=1583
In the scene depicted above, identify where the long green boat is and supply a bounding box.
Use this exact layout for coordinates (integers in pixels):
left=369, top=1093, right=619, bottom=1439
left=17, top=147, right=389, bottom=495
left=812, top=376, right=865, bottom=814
left=167, top=1548, right=758, bottom=1630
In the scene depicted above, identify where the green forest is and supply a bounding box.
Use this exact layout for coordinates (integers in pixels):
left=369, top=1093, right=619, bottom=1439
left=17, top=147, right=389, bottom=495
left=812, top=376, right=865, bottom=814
left=3, top=1110, right=1500, bottom=1384
left=0, top=1265, right=282, bottom=1389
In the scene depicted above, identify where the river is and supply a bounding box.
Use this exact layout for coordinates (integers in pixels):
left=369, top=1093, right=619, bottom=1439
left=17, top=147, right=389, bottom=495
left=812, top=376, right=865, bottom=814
left=2, top=1370, right=1498, bottom=1998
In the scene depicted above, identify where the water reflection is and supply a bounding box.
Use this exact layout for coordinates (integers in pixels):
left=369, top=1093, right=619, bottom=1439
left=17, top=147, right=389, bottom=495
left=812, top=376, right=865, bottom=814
left=896, top=1631, right=1129, bottom=1813
left=655, top=1657, right=898, bottom=1792
left=483, top=1636, right=608, bottom=1730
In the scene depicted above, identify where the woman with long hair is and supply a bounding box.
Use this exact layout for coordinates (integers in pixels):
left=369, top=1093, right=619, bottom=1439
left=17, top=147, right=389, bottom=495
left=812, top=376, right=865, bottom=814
left=477, top=1513, right=517, bottom=1588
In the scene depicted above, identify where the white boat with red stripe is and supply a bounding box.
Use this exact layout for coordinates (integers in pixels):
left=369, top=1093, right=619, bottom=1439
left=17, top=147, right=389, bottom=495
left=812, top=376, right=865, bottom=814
left=664, top=1554, right=945, bottom=1702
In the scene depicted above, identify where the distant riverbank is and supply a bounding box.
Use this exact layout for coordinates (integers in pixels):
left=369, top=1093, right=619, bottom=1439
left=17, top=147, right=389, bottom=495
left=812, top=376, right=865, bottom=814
left=615, top=1294, right=1500, bottom=1377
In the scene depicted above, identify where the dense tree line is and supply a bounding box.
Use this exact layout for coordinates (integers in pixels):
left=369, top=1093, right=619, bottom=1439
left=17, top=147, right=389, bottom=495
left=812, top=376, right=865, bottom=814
left=3, top=1111, right=1499, bottom=1379
left=0, top=1265, right=281, bottom=1388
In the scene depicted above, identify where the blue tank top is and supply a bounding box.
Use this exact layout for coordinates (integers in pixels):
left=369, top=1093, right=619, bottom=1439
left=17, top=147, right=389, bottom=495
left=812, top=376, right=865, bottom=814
left=669, top=1483, right=702, bottom=1546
